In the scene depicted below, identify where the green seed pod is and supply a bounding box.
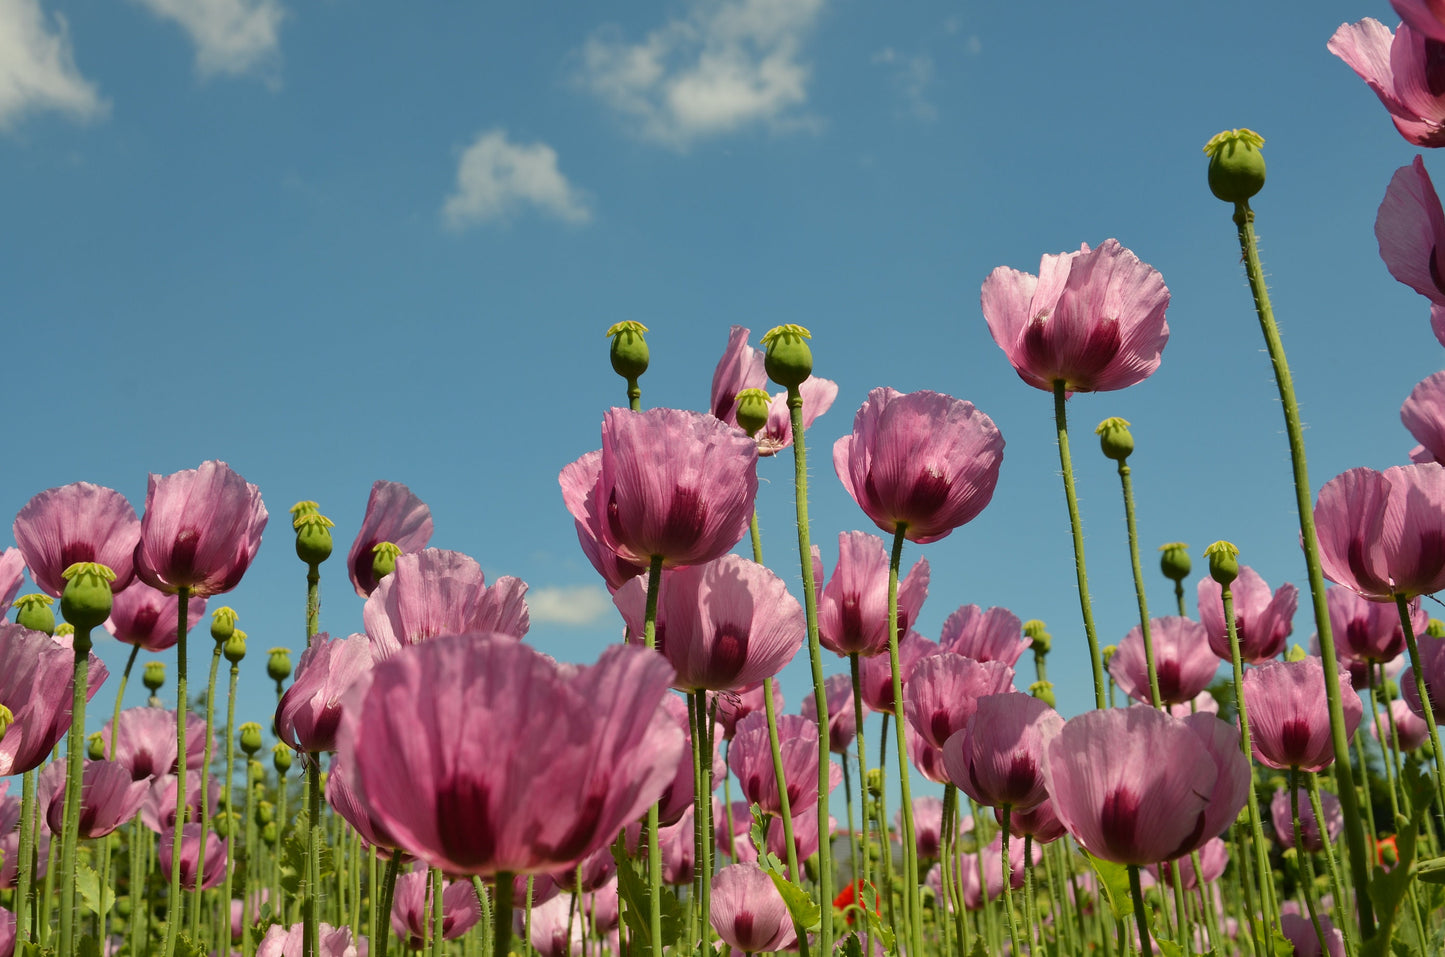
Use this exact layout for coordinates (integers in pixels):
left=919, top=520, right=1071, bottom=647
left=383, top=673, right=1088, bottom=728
left=87, top=731, right=105, bottom=760
left=272, top=742, right=293, bottom=774
left=262, top=821, right=279, bottom=845
left=213, top=811, right=239, bottom=838
left=255, top=800, right=276, bottom=826
left=606, top=321, right=650, bottom=381
left=1203, top=129, right=1266, bottom=204
left=1382, top=679, right=1399, bottom=701
left=210, top=606, right=238, bottom=644
left=734, top=388, right=772, bottom=437
left=1205, top=541, right=1239, bottom=587
left=143, top=661, right=166, bottom=692
left=12, top=594, right=55, bottom=636
left=239, top=721, right=264, bottom=756
left=1428, top=619, right=1445, bottom=639
left=371, top=542, right=402, bottom=583
left=293, top=511, right=335, bottom=567
left=761, top=324, right=813, bottom=389
left=267, top=647, right=293, bottom=683
left=1101, top=645, right=1118, bottom=667
left=1029, top=679, right=1056, bottom=708
left=1286, top=644, right=1308, bottom=663
left=224, top=628, right=247, bottom=664
left=1159, top=543, right=1192, bottom=584
left=54, top=623, right=74, bottom=637
left=1023, top=620, right=1051, bottom=655
left=1095, top=417, right=1134, bottom=462
left=0, top=704, right=13, bottom=743
left=865, top=767, right=884, bottom=799
left=60, top=562, right=115, bottom=633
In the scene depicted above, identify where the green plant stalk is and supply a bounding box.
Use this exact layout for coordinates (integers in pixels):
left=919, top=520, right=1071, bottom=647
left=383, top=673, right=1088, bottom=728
left=15, top=770, right=35, bottom=944
left=1189, top=848, right=1225, bottom=957
left=221, top=662, right=240, bottom=957
left=431, top=867, right=445, bottom=957
left=841, top=752, right=859, bottom=893
left=1305, top=773, right=1356, bottom=957
left=999, top=806, right=1023, bottom=957
left=1367, top=676, right=1404, bottom=828
left=368, top=849, right=380, bottom=957
left=493, top=872, right=514, bottom=957
left=1289, top=769, right=1331, bottom=957
left=275, top=764, right=288, bottom=921
left=164, top=586, right=192, bottom=957
left=1117, top=461, right=1163, bottom=709
left=474, top=874, right=494, bottom=957
left=642, top=554, right=665, bottom=957
left=939, top=785, right=959, bottom=954
left=760, top=677, right=800, bottom=882
left=193, top=641, right=224, bottom=943
left=1053, top=381, right=1107, bottom=710
left=349, top=832, right=362, bottom=950
left=109, top=644, right=142, bottom=759
left=1394, top=594, right=1445, bottom=826
left=1221, top=587, right=1280, bottom=934
left=1231, top=199, right=1372, bottom=936
left=692, top=689, right=715, bottom=946
left=1128, top=865, right=1154, bottom=957
left=787, top=388, right=834, bottom=954
left=1023, top=836, right=1039, bottom=955
left=305, top=753, right=324, bottom=957
left=241, top=774, right=259, bottom=957
left=687, top=692, right=704, bottom=945
left=1377, top=664, right=1411, bottom=816
left=57, top=625, right=94, bottom=957
left=848, top=653, right=870, bottom=894
left=39, top=824, right=57, bottom=944
left=376, top=849, right=402, bottom=957
left=1174, top=582, right=1187, bottom=618
left=876, top=715, right=897, bottom=933
left=886, top=526, right=923, bottom=957
left=130, top=816, right=146, bottom=956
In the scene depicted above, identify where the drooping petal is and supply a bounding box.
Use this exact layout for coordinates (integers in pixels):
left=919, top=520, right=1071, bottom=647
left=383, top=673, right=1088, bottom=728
left=348, top=481, right=433, bottom=597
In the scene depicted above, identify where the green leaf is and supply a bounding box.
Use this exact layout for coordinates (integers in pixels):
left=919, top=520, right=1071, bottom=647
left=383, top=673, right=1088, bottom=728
left=1415, top=854, right=1445, bottom=884
left=1154, top=938, right=1183, bottom=957
left=838, top=932, right=864, bottom=957
left=609, top=843, right=684, bottom=948
left=968, top=937, right=989, bottom=957
left=75, top=861, right=114, bottom=916
left=16, top=942, right=44, bottom=957
left=864, top=900, right=896, bottom=954
left=1269, top=929, right=1295, bottom=957
left=176, top=933, right=208, bottom=957
left=766, top=869, right=821, bottom=931
left=1079, top=850, right=1133, bottom=921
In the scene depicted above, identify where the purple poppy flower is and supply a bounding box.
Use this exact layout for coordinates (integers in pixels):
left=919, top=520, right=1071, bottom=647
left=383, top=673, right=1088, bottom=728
left=158, top=822, right=226, bottom=890
left=133, top=461, right=267, bottom=597
left=0, top=549, right=24, bottom=617
left=981, top=239, right=1170, bottom=394
left=1403, top=371, right=1445, bottom=465
left=652, top=694, right=725, bottom=828
left=277, top=632, right=374, bottom=754
left=13, top=482, right=140, bottom=597
left=1373, top=699, right=1431, bottom=751
left=1281, top=909, right=1346, bottom=957
left=1108, top=616, right=1220, bottom=706
left=613, top=554, right=804, bottom=692
left=140, top=770, right=220, bottom=835
left=801, top=673, right=857, bottom=754
left=339, top=633, right=683, bottom=876
left=0, top=624, right=107, bottom=776
left=932, top=833, right=1042, bottom=913
left=1330, top=19, right=1445, bottom=147
left=859, top=630, right=939, bottom=715
left=348, top=480, right=433, bottom=597
left=1271, top=786, right=1343, bottom=853
left=709, top=325, right=768, bottom=427
left=906, top=720, right=950, bottom=785
left=710, top=863, right=797, bottom=954
left=944, top=692, right=1063, bottom=812
left=1148, top=836, right=1228, bottom=890
left=998, top=796, right=1067, bottom=845
left=363, top=549, right=529, bottom=659
left=0, top=829, right=48, bottom=890
left=833, top=388, right=1004, bottom=545
left=390, top=870, right=482, bottom=949
left=728, top=712, right=839, bottom=816
left=100, top=707, right=202, bottom=782
left=937, top=604, right=1029, bottom=667
left=558, top=451, right=646, bottom=593
left=817, top=531, right=930, bottom=658
left=256, top=922, right=360, bottom=957
left=904, top=796, right=948, bottom=861
left=522, top=891, right=585, bottom=957
left=711, top=679, right=782, bottom=741
left=1315, top=464, right=1445, bottom=600
left=904, top=653, right=1016, bottom=753
left=1245, top=659, right=1363, bottom=772
left=1197, top=567, right=1297, bottom=664
left=1329, top=586, right=1424, bottom=666
left=103, top=582, right=207, bottom=653
left=326, top=749, right=401, bottom=851
left=41, top=758, right=147, bottom=839
left=1375, top=157, right=1445, bottom=347
left=1401, top=632, right=1445, bottom=721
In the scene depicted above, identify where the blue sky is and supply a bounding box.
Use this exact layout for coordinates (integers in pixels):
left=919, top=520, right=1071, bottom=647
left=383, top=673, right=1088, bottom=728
left=2, top=0, right=1439, bottom=785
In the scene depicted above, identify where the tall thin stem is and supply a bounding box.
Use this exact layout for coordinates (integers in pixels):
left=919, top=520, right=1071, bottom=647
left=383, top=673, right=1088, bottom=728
left=999, top=807, right=1023, bottom=957
left=849, top=653, right=870, bottom=893
left=1395, top=593, right=1445, bottom=825
left=1305, top=773, right=1355, bottom=957
left=164, top=586, right=192, bottom=957
left=692, top=689, right=715, bottom=945
left=1231, top=199, right=1372, bottom=935
left=57, top=625, right=93, bottom=957
left=493, top=872, right=515, bottom=957
left=1128, top=865, right=1153, bottom=957
left=304, top=753, right=323, bottom=957
left=221, top=661, right=240, bottom=957
left=886, top=526, right=923, bottom=957
left=1116, top=460, right=1162, bottom=708
left=192, top=642, right=223, bottom=942
left=642, top=555, right=665, bottom=957
left=1053, top=381, right=1107, bottom=710
left=16, top=770, right=35, bottom=944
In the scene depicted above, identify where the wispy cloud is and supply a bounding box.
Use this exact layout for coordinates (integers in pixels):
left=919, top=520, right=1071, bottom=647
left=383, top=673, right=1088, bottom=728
left=872, top=46, right=935, bottom=122
left=578, top=0, right=826, bottom=150
left=131, top=0, right=284, bottom=80
left=443, top=129, right=592, bottom=229
left=527, top=585, right=615, bottom=627
left=0, top=0, right=106, bottom=130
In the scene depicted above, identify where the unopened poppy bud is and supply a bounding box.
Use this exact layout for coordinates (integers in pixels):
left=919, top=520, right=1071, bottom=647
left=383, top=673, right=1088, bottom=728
left=143, top=661, right=166, bottom=692
left=87, top=732, right=105, bottom=760
left=1023, top=620, right=1051, bottom=655
left=1381, top=842, right=1399, bottom=868
left=1095, top=417, right=1134, bottom=462
left=761, top=324, right=813, bottom=388
left=255, top=800, right=275, bottom=826
left=1029, top=679, right=1056, bottom=707
left=1203, top=129, right=1266, bottom=204
left=210, top=606, right=238, bottom=644
left=607, top=321, right=650, bottom=381
left=734, top=388, right=772, bottom=437
left=293, top=511, right=335, bottom=567
left=54, top=623, right=74, bottom=637
left=1159, top=543, right=1191, bottom=584
left=1429, top=619, right=1445, bottom=639
left=262, top=821, right=279, bottom=845
left=1205, top=541, right=1239, bottom=587
left=12, top=594, right=55, bottom=635
left=866, top=768, right=884, bottom=798
left=272, top=742, right=293, bottom=774
left=1383, top=679, right=1400, bottom=701
left=0, top=704, right=12, bottom=742
left=267, top=647, right=292, bottom=683
left=60, top=562, right=115, bottom=633
left=239, top=722, right=264, bottom=756
left=224, top=629, right=247, bottom=663
left=372, top=542, right=402, bottom=583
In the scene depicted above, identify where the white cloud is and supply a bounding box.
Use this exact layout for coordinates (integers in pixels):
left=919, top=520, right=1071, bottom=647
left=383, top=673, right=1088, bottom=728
left=0, top=0, right=106, bottom=130
left=873, top=47, right=935, bottom=122
left=131, top=0, right=284, bottom=79
left=578, top=0, right=826, bottom=149
left=527, top=585, right=616, bottom=627
left=443, top=129, right=592, bottom=229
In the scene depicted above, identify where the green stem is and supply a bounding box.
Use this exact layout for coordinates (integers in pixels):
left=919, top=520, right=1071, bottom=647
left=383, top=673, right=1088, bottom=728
left=16, top=769, right=35, bottom=944
left=1053, top=380, right=1107, bottom=710
left=57, top=626, right=93, bottom=957
left=642, top=554, right=665, bottom=957
left=193, top=642, right=223, bottom=943
left=1395, top=593, right=1445, bottom=828
left=1175, top=582, right=1187, bottom=618
left=109, top=644, right=141, bottom=760
left=1000, top=807, right=1023, bottom=957
left=493, top=872, right=514, bottom=957
left=627, top=379, right=641, bottom=413
left=1117, top=461, right=1163, bottom=709
left=1367, top=674, right=1403, bottom=828
left=304, top=753, right=323, bottom=957
left=848, top=653, right=870, bottom=894
left=376, top=849, right=402, bottom=957
left=876, top=714, right=895, bottom=934
left=222, top=662, right=240, bottom=957
left=1378, top=664, right=1411, bottom=817
left=1290, top=769, right=1331, bottom=957
left=761, top=677, right=800, bottom=881
left=306, top=565, right=321, bottom=641
left=275, top=764, right=288, bottom=923
left=1306, top=773, right=1356, bottom=957
left=1129, top=865, right=1153, bottom=957
left=473, top=874, right=494, bottom=957
left=786, top=387, right=833, bottom=955
left=886, top=525, right=922, bottom=957
left=694, top=690, right=715, bottom=946
left=242, top=767, right=259, bottom=957
left=164, top=586, right=192, bottom=957
left=1231, top=199, right=1372, bottom=936
left=431, top=867, right=445, bottom=957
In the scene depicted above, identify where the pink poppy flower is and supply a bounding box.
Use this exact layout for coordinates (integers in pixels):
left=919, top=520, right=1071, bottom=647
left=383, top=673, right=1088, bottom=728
left=133, top=460, right=267, bottom=597
left=998, top=795, right=1068, bottom=844
left=326, top=750, right=401, bottom=851
left=1108, top=616, right=1220, bottom=706
left=277, top=632, right=374, bottom=754
left=0, top=549, right=24, bottom=616
left=100, top=707, right=204, bottom=782
left=348, top=480, right=433, bottom=597
left=800, top=673, right=858, bottom=754
left=0, top=906, right=14, bottom=957
left=707, top=325, right=839, bottom=456
left=557, top=451, right=646, bottom=593
left=1315, top=463, right=1445, bottom=600
left=937, top=604, right=1029, bottom=667
left=363, top=549, right=529, bottom=659
left=1043, top=707, right=1249, bottom=866
left=944, top=692, right=1063, bottom=812
left=0, top=829, right=49, bottom=889
left=904, top=653, right=1016, bottom=752
left=981, top=239, right=1170, bottom=394
left=833, top=388, right=1004, bottom=544
left=1373, top=698, right=1431, bottom=751
left=859, top=630, right=939, bottom=714
left=1147, top=836, right=1228, bottom=890
left=1196, top=567, right=1298, bottom=664
left=547, top=845, right=616, bottom=895
left=711, top=679, right=782, bottom=741
left=613, top=554, right=804, bottom=692
left=709, top=863, right=797, bottom=954
left=1330, top=19, right=1445, bottom=146
left=0, top=624, right=107, bottom=776
left=231, top=890, right=269, bottom=942
left=1375, top=156, right=1445, bottom=347
left=755, top=377, right=839, bottom=457
left=1329, top=586, right=1425, bottom=665
left=1271, top=786, right=1343, bottom=854
left=1401, top=632, right=1445, bottom=720
left=13, top=482, right=140, bottom=597
left=653, top=694, right=725, bottom=827
left=40, top=758, right=147, bottom=839
left=817, top=530, right=930, bottom=658
left=522, top=892, right=585, bottom=957
left=158, top=822, right=226, bottom=890
left=728, top=712, right=839, bottom=816
left=1393, top=0, right=1445, bottom=41
left=103, top=582, right=208, bottom=653
left=1245, top=659, right=1363, bottom=772
left=931, top=833, right=1042, bottom=913
left=581, top=407, right=757, bottom=569
left=904, top=795, right=948, bottom=861
left=1403, top=371, right=1445, bottom=465
left=339, top=633, right=683, bottom=876
left=905, top=720, right=950, bottom=785
left=390, top=870, right=482, bottom=949
left=1281, top=909, right=1346, bottom=957
left=140, top=771, right=219, bottom=835
left=256, top=922, right=360, bottom=957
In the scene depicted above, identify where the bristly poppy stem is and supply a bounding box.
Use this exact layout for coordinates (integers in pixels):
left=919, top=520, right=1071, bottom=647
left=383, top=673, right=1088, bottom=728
left=109, top=644, right=142, bottom=760
left=1394, top=594, right=1445, bottom=824
left=57, top=625, right=92, bottom=957
left=887, top=525, right=923, bottom=957
left=849, top=652, right=870, bottom=892
left=1053, top=381, right=1107, bottom=710
left=999, top=806, right=1024, bottom=957
left=377, top=849, right=402, bottom=956
left=787, top=386, right=834, bottom=955
left=15, top=769, right=35, bottom=944
left=1306, top=772, right=1357, bottom=957
left=750, top=511, right=801, bottom=887
left=305, top=752, right=323, bottom=957
left=692, top=689, right=715, bottom=947
left=1114, top=456, right=1163, bottom=709
left=193, top=640, right=224, bottom=943
left=1128, top=865, right=1153, bottom=957
left=493, top=871, right=514, bottom=957
left=642, top=555, right=665, bottom=957
left=164, top=585, right=192, bottom=957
